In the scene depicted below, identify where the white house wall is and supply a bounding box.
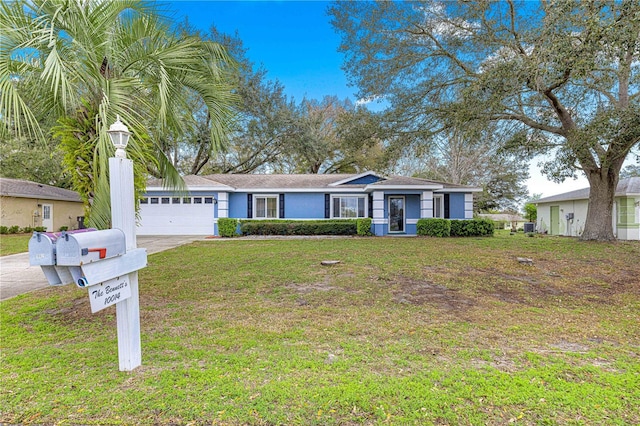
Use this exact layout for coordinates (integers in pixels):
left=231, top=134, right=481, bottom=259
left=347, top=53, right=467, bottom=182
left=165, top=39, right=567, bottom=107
left=537, top=199, right=589, bottom=237
left=537, top=196, right=640, bottom=240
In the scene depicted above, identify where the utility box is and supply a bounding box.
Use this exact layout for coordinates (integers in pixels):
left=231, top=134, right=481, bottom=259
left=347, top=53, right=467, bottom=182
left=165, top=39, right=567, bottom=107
left=565, top=213, right=574, bottom=220
left=524, top=222, right=535, bottom=233
left=56, top=229, right=126, bottom=266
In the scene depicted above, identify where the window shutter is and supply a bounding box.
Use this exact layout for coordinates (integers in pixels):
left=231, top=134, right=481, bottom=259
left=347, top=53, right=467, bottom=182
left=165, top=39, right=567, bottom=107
left=368, top=194, right=373, bottom=218
left=444, top=194, right=450, bottom=219
left=247, top=194, right=253, bottom=218
left=279, top=194, right=285, bottom=218
left=324, top=194, right=330, bottom=218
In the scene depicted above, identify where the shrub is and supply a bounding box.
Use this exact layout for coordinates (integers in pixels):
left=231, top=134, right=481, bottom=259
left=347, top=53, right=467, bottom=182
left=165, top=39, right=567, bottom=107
left=356, top=218, right=372, bottom=236
left=8, top=226, right=20, bottom=234
left=21, top=226, right=33, bottom=233
left=240, top=220, right=357, bottom=236
left=59, top=226, right=68, bottom=232
left=34, top=226, right=46, bottom=232
left=218, top=218, right=239, bottom=238
left=417, top=218, right=450, bottom=237
left=450, top=218, right=494, bottom=237
left=0, top=226, right=8, bottom=234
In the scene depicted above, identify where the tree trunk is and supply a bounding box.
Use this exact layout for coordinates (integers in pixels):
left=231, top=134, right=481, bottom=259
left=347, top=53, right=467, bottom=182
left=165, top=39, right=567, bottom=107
left=580, top=170, right=619, bottom=241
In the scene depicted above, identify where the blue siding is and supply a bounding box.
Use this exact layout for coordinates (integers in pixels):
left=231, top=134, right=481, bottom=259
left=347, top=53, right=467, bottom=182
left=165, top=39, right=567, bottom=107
left=229, top=192, right=249, bottom=218
left=284, top=193, right=325, bottom=219
left=449, top=193, right=465, bottom=219
left=406, top=194, right=420, bottom=220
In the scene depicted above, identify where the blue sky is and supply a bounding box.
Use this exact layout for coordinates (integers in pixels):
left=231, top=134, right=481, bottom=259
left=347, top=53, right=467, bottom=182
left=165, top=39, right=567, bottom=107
left=166, top=1, right=352, bottom=103
left=164, top=1, right=592, bottom=197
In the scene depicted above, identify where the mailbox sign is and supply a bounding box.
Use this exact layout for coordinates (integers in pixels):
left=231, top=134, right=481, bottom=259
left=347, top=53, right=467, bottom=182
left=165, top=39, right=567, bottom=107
left=88, top=275, right=132, bottom=313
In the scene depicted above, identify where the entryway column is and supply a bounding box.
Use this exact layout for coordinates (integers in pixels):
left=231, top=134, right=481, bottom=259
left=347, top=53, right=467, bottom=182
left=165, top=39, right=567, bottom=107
left=372, top=191, right=385, bottom=236
left=420, top=191, right=433, bottom=219
left=464, top=193, right=474, bottom=219
left=215, top=192, right=228, bottom=236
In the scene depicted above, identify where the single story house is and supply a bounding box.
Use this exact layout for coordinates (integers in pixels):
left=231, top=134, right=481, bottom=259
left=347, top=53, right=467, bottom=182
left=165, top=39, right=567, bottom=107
left=477, top=213, right=527, bottom=230
left=0, top=178, right=85, bottom=232
left=535, top=177, right=640, bottom=240
left=137, top=171, right=481, bottom=236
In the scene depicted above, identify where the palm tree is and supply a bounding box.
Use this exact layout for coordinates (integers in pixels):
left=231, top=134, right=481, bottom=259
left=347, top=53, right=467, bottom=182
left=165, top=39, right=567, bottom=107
left=0, top=0, right=236, bottom=228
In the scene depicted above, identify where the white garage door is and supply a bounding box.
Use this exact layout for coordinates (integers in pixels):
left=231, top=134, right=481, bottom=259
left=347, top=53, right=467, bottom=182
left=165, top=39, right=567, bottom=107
left=137, top=196, right=214, bottom=235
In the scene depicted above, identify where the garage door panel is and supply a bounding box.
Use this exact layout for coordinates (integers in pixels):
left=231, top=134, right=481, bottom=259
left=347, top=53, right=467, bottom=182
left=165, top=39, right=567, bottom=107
left=137, top=204, right=213, bottom=235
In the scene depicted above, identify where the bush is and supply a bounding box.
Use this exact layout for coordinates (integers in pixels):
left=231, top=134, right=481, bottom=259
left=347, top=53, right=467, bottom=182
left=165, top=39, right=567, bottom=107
left=59, top=226, right=68, bottom=232
left=240, top=220, right=357, bottom=236
left=450, top=218, right=494, bottom=237
left=34, top=226, right=46, bottom=232
left=0, top=226, right=8, bottom=234
left=218, top=218, right=239, bottom=238
left=356, top=218, right=372, bottom=236
left=21, top=226, right=33, bottom=233
left=7, top=226, right=20, bottom=234
left=417, top=218, right=451, bottom=237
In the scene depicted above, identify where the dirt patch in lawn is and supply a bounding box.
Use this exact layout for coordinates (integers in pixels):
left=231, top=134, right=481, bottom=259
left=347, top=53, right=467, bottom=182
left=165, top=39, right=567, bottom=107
left=391, top=277, right=475, bottom=312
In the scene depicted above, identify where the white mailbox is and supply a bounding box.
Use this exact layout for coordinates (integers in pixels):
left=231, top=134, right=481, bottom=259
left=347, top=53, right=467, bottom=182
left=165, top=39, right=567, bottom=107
left=29, top=233, right=57, bottom=266
left=28, top=229, right=98, bottom=286
left=56, top=229, right=126, bottom=266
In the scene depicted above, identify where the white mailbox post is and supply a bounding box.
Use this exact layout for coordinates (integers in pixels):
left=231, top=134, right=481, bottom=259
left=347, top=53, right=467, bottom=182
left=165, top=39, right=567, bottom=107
left=27, top=117, right=146, bottom=372
left=107, top=116, right=143, bottom=372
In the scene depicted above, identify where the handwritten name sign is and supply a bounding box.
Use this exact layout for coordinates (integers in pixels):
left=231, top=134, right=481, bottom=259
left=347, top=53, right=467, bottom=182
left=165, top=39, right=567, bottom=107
left=88, top=275, right=132, bottom=313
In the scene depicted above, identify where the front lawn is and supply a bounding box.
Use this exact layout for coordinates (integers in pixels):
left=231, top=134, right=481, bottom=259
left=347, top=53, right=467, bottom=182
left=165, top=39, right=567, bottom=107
left=0, top=233, right=30, bottom=256
left=1, top=234, right=639, bottom=424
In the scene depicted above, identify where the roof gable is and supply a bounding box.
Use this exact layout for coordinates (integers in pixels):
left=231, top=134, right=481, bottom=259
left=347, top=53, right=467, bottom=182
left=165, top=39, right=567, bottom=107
left=329, top=171, right=383, bottom=186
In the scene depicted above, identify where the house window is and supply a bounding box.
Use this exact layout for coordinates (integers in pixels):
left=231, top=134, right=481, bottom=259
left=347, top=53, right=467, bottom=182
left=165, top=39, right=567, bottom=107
left=254, top=195, right=278, bottom=218
left=150, top=198, right=159, bottom=204
left=194, top=197, right=202, bottom=204
left=183, top=197, right=191, bottom=204
left=172, top=197, right=181, bottom=204
left=433, top=195, right=443, bottom=218
left=332, top=196, right=366, bottom=218
left=204, top=197, right=214, bottom=204
left=161, top=197, right=170, bottom=204
left=140, top=198, right=148, bottom=204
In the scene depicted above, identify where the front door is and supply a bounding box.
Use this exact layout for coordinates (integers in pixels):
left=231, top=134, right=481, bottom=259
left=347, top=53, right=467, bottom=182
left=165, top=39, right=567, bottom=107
left=550, top=205, right=559, bottom=235
left=389, top=196, right=405, bottom=233
left=42, top=203, right=53, bottom=231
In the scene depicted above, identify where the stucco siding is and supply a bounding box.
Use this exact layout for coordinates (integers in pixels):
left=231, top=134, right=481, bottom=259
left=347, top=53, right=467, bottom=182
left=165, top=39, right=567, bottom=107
left=229, top=192, right=249, bottom=219
left=1, top=196, right=84, bottom=231
left=283, top=193, right=325, bottom=219
left=537, top=199, right=595, bottom=237
left=448, top=193, right=466, bottom=219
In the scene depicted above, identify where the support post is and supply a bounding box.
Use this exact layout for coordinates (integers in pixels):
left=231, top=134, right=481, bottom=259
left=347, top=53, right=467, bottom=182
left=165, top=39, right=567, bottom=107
left=109, top=156, right=141, bottom=371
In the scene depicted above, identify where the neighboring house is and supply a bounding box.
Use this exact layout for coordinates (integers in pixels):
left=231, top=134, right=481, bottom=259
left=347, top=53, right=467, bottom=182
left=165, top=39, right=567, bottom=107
left=477, top=213, right=527, bottom=230
left=137, top=171, right=481, bottom=236
left=535, top=177, right=640, bottom=240
left=0, top=178, right=85, bottom=231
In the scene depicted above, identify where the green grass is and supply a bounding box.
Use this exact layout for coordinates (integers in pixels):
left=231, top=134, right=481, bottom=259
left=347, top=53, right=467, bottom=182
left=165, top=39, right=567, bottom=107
left=0, top=233, right=30, bottom=256
left=2, top=232, right=639, bottom=424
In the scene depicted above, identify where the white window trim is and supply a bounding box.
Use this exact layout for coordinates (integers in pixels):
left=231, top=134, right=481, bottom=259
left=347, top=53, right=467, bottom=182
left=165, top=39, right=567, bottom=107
left=330, top=194, right=368, bottom=219
left=433, top=195, right=444, bottom=219
left=388, top=196, right=405, bottom=233
left=253, top=194, right=279, bottom=219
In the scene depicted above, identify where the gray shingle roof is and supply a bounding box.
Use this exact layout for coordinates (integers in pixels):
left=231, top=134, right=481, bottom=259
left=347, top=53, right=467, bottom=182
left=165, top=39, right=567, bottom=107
left=536, top=177, right=640, bottom=203
left=0, top=178, right=82, bottom=202
left=146, top=172, right=480, bottom=191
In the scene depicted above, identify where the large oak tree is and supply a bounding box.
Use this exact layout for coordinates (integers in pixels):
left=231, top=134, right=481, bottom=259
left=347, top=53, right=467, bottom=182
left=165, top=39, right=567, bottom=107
left=330, top=0, right=640, bottom=240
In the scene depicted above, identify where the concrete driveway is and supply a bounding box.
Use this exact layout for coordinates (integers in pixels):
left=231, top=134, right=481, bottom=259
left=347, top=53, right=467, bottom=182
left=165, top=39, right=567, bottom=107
left=0, top=235, right=206, bottom=301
